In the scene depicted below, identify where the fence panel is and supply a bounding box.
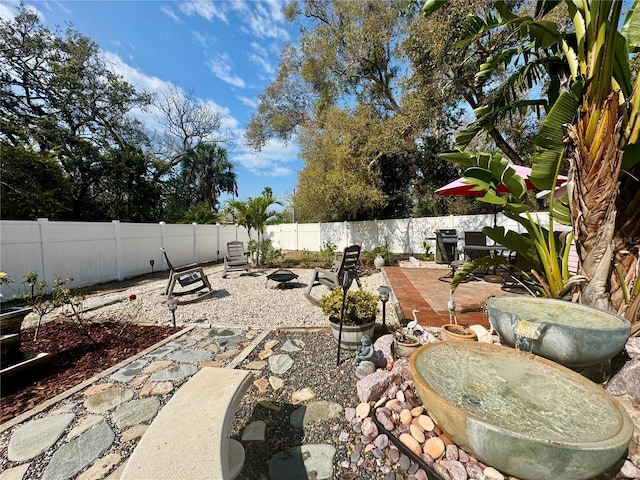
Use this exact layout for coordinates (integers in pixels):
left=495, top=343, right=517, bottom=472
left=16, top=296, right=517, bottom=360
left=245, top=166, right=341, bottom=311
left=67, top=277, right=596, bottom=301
left=120, top=222, right=163, bottom=279
left=0, top=220, right=43, bottom=300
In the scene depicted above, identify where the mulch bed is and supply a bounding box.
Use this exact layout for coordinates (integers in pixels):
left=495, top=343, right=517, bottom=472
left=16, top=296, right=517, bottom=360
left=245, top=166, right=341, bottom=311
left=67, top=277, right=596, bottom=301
left=0, top=320, right=178, bottom=424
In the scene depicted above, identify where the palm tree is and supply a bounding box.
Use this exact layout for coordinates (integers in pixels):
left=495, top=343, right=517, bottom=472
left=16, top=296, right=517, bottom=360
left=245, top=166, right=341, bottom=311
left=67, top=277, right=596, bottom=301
left=228, top=187, right=282, bottom=265
left=423, top=0, right=640, bottom=318
left=180, top=143, right=236, bottom=211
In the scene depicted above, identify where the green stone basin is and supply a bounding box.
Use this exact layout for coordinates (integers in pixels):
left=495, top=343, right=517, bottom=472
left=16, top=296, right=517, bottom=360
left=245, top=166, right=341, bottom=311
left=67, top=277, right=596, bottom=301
left=488, top=297, right=631, bottom=368
left=410, top=342, right=633, bottom=480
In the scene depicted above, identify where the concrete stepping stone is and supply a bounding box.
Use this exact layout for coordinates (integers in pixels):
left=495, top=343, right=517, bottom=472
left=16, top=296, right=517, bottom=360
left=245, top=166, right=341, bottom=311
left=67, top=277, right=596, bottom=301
left=145, top=345, right=177, bottom=359
left=8, top=413, right=75, bottom=461
left=149, top=364, right=197, bottom=381
left=168, top=348, right=213, bottom=363
left=41, top=422, right=115, bottom=480
left=112, top=397, right=160, bottom=429
left=281, top=338, right=305, bottom=352
left=290, top=401, right=343, bottom=428
left=269, top=353, right=294, bottom=375
left=84, top=386, right=134, bottom=414
left=110, top=359, right=148, bottom=383
left=241, top=420, right=266, bottom=441
left=166, top=337, right=196, bottom=348
left=268, top=444, right=335, bottom=480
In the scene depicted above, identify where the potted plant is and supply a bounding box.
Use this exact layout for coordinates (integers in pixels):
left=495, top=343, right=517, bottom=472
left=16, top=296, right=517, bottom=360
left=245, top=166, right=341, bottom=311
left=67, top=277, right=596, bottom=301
left=393, top=329, right=421, bottom=358
left=0, top=272, right=33, bottom=361
left=319, top=288, right=378, bottom=351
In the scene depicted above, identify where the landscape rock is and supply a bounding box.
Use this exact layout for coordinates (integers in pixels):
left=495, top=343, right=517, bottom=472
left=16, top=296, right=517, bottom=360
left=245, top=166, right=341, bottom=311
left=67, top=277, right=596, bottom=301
left=356, top=370, right=400, bottom=403
left=606, top=357, right=640, bottom=401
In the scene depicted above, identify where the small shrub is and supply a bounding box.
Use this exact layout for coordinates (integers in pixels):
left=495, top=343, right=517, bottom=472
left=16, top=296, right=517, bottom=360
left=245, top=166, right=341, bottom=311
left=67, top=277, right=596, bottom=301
left=319, top=241, right=337, bottom=265
left=318, top=288, right=378, bottom=325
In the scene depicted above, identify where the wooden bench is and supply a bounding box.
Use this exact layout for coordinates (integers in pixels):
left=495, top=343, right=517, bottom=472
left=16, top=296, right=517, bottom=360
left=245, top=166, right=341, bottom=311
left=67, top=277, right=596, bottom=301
left=120, top=368, right=253, bottom=480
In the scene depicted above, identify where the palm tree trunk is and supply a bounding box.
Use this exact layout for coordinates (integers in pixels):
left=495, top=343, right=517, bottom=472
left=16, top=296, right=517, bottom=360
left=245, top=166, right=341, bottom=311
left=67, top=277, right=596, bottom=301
left=566, top=92, right=623, bottom=312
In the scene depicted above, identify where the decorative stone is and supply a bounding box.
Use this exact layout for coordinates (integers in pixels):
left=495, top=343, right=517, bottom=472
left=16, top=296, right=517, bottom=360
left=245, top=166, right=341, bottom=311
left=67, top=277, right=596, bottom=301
left=606, top=357, right=640, bottom=401
left=216, top=348, right=242, bottom=360
left=396, top=390, right=405, bottom=402
left=199, top=360, right=224, bottom=368
left=355, top=360, right=376, bottom=379
left=149, top=364, right=197, bottom=381
left=361, top=417, right=378, bottom=438
left=356, top=370, right=400, bottom=403
left=446, top=443, right=459, bottom=461
left=355, top=402, right=370, bottom=419
left=84, top=383, right=113, bottom=396
left=423, top=436, right=445, bottom=459
left=111, top=397, right=160, bottom=428
left=373, top=334, right=394, bottom=366
left=169, top=348, right=213, bottom=363
left=121, top=425, right=148, bottom=443
left=291, top=387, right=316, bottom=404
left=258, top=349, right=274, bottom=360
left=483, top=466, right=505, bottom=480
left=399, top=409, right=413, bottom=424
left=141, top=360, right=173, bottom=374
left=8, top=413, right=75, bottom=462
left=110, top=359, right=148, bottom=383
left=252, top=377, right=269, bottom=393
left=41, top=423, right=114, bottom=480
left=410, top=424, right=425, bottom=444
left=268, top=444, right=335, bottom=480
left=84, top=387, right=135, bottom=414
left=468, top=324, right=492, bottom=343
left=265, top=339, right=279, bottom=350
left=375, top=408, right=395, bottom=431
left=269, top=376, right=285, bottom=390
left=399, top=433, right=422, bottom=456
left=269, top=353, right=294, bottom=375
left=411, top=406, right=424, bottom=417
left=257, top=399, right=281, bottom=411
left=0, top=463, right=30, bottom=480
left=145, top=345, right=176, bottom=358
left=139, top=381, right=173, bottom=396
left=246, top=360, right=268, bottom=370
left=130, top=374, right=149, bottom=387
left=626, top=338, right=640, bottom=358
left=418, top=415, right=435, bottom=431
left=374, top=434, right=389, bottom=449
left=77, top=453, right=121, bottom=480
left=290, top=401, right=343, bottom=428
left=241, top=420, right=266, bottom=441
left=67, top=415, right=103, bottom=440
left=281, top=338, right=305, bottom=352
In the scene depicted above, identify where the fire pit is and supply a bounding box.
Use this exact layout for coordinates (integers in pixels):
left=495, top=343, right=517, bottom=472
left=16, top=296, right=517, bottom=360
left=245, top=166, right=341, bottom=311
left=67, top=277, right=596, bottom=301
left=265, top=269, right=299, bottom=289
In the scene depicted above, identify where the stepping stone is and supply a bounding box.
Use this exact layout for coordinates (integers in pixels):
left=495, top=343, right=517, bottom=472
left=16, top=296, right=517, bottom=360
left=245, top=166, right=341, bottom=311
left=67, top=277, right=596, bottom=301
left=291, top=387, right=316, bottom=404
left=269, top=376, right=285, bottom=390
left=241, top=420, right=266, bottom=441
left=142, top=360, right=173, bottom=374
left=281, top=338, right=305, bottom=352
left=0, top=463, right=30, bottom=480
left=265, top=339, right=279, bottom=350
left=290, top=401, right=343, bottom=428
left=169, top=348, right=213, bottom=363
left=121, top=424, right=148, bottom=443
left=8, top=413, right=75, bottom=462
left=253, top=378, right=270, bottom=393
left=217, top=348, right=242, bottom=360
left=268, top=444, right=335, bottom=480
left=110, top=359, right=148, bottom=383
left=84, top=387, right=134, bottom=414
left=145, top=345, right=177, bottom=359
left=205, top=328, right=245, bottom=347
left=112, top=397, right=160, bottom=429
left=67, top=415, right=104, bottom=440
left=140, top=381, right=173, bottom=396
left=269, top=354, right=294, bottom=375
left=77, top=452, right=121, bottom=480
left=150, top=364, right=197, bottom=381
left=258, top=349, right=273, bottom=360
left=166, top=337, right=196, bottom=348
left=84, top=383, right=113, bottom=397
left=42, top=423, right=115, bottom=480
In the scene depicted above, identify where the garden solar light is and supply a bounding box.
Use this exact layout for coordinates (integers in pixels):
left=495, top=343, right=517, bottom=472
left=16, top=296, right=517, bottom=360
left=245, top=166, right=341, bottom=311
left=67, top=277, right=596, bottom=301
left=377, top=285, right=391, bottom=332
left=165, top=297, right=178, bottom=327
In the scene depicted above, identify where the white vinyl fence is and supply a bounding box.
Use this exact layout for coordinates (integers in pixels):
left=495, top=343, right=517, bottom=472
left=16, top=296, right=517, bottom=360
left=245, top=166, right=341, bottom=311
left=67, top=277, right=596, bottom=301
left=0, top=212, right=553, bottom=295
left=0, top=219, right=249, bottom=294
left=265, top=211, right=553, bottom=255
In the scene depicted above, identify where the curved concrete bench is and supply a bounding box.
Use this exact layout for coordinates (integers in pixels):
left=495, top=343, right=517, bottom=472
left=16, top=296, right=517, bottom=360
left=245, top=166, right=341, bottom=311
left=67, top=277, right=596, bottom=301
left=121, top=367, right=253, bottom=480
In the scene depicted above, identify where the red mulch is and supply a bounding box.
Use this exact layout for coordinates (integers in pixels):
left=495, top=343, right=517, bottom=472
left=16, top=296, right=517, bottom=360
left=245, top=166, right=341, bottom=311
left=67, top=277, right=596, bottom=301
left=0, top=320, right=178, bottom=424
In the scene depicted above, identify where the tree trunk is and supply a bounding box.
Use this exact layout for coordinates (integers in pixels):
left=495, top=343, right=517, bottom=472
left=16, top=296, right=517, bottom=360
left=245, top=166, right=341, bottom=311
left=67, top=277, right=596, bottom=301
left=566, top=93, right=623, bottom=312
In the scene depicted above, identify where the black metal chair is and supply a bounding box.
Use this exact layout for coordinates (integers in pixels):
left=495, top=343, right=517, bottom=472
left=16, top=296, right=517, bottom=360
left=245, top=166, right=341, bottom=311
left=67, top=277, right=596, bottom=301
left=435, top=231, right=464, bottom=281
left=161, top=248, right=213, bottom=298
left=463, top=231, right=489, bottom=261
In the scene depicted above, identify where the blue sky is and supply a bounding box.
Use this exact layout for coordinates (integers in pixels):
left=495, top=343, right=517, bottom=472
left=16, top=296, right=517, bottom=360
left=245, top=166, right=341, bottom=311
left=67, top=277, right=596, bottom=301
left=0, top=0, right=301, bottom=205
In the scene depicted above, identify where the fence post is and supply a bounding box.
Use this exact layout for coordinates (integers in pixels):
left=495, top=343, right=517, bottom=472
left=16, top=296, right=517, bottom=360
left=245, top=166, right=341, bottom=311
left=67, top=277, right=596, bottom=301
left=113, top=220, right=123, bottom=281
left=192, top=223, right=198, bottom=263
left=159, top=222, right=166, bottom=270
left=37, top=218, right=52, bottom=289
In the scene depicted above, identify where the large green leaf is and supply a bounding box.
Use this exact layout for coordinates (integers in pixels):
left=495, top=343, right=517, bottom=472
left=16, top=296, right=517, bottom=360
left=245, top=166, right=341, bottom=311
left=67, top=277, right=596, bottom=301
left=530, top=85, right=581, bottom=189
left=421, top=0, right=448, bottom=16
left=622, top=0, right=640, bottom=52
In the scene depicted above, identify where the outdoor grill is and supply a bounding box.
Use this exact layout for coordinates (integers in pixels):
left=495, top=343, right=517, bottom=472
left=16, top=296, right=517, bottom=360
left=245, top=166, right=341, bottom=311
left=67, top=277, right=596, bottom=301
left=436, top=229, right=458, bottom=263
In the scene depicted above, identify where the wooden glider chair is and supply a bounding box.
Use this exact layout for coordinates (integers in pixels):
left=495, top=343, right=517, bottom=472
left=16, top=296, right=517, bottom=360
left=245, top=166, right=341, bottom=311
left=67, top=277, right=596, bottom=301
left=223, top=241, right=250, bottom=278
left=305, top=244, right=362, bottom=304
left=161, top=247, right=213, bottom=299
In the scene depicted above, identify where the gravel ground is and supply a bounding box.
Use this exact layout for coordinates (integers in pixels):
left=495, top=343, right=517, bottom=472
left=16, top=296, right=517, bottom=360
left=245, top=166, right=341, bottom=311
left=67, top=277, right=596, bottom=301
left=21, top=266, right=402, bottom=331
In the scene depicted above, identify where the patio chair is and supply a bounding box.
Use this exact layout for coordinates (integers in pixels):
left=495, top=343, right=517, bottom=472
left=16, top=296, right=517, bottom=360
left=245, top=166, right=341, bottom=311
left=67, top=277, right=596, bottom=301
left=305, top=244, right=362, bottom=304
left=463, top=231, right=489, bottom=261
left=435, top=231, right=465, bottom=281
left=223, top=241, right=250, bottom=278
left=161, top=248, right=213, bottom=298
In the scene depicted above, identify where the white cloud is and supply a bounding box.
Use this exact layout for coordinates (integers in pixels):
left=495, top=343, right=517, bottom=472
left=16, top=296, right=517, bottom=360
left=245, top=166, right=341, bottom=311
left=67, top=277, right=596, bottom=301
left=179, top=0, right=227, bottom=23
left=249, top=52, right=275, bottom=75
left=0, top=1, right=41, bottom=21
left=228, top=0, right=289, bottom=41
left=207, top=54, right=246, bottom=88
left=160, top=5, right=180, bottom=23
left=237, top=96, right=258, bottom=108
left=233, top=139, right=299, bottom=178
